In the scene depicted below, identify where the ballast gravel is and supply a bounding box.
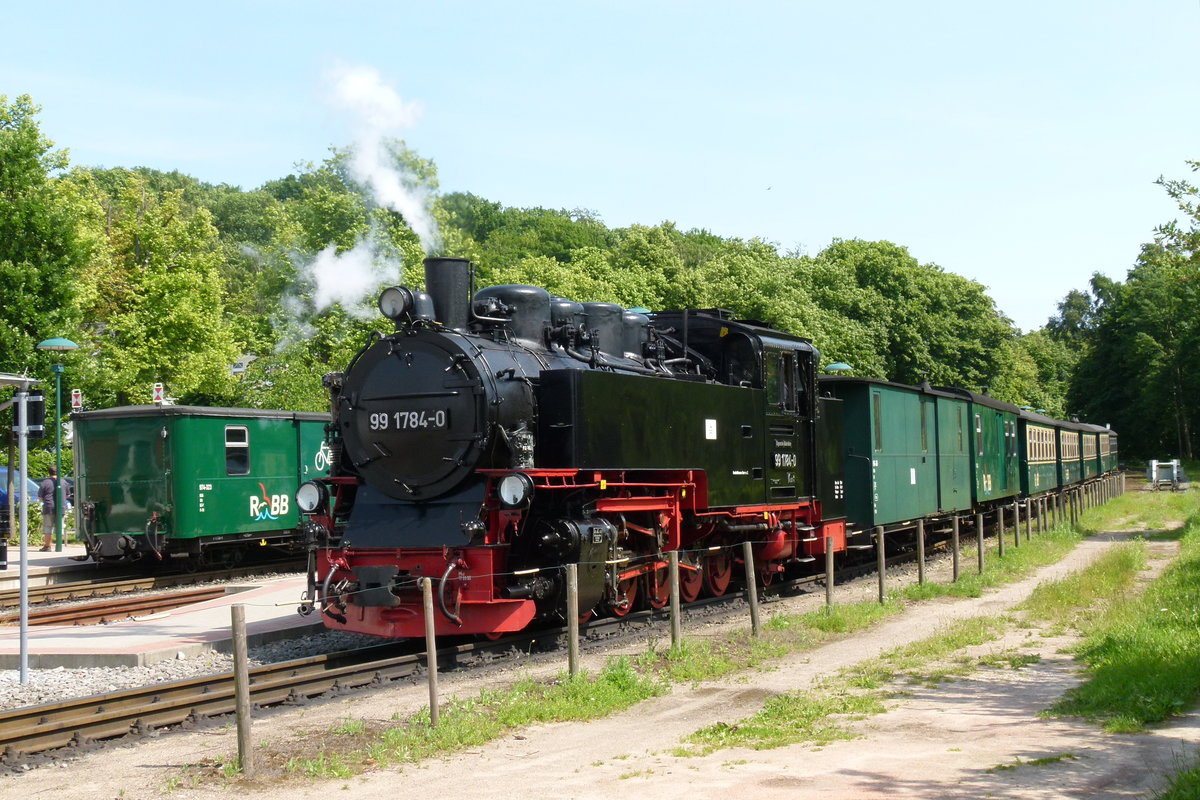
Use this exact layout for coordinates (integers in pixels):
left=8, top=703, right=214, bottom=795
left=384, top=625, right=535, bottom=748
left=0, top=629, right=382, bottom=711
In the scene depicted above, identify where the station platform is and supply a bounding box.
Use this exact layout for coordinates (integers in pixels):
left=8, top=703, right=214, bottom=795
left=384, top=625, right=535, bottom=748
left=0, top=545, right=320, bottom=668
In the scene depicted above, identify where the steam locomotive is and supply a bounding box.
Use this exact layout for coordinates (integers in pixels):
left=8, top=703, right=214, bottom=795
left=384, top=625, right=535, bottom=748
left=296, top=257, right=847, bottom=636
left=295, top=257, right=1117, bottom=639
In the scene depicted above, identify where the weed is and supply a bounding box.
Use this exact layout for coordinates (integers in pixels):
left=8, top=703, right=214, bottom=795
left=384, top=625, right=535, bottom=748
left=988, top=753, right=1078, bottom=772
left=332, top=716, right=366, bottom=736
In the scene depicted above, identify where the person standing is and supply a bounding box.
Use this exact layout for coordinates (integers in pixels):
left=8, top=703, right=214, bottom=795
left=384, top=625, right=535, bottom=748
left=38, top=466, right=56, bottom=552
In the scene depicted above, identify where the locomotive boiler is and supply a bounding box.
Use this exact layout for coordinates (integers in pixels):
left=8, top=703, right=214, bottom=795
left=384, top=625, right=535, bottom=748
left=296, top=257, right=848, bottom=637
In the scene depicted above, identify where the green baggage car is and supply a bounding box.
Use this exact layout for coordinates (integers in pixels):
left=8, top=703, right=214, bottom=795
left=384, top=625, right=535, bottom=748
left=72, top=406, right=329, bottom=565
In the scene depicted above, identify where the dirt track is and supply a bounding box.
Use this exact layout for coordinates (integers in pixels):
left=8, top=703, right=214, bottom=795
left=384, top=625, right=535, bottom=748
left=5, top=531, right=1198, bottom=800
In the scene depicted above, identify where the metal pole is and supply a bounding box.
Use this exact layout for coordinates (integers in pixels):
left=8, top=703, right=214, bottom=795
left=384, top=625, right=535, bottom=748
left=566, top=563, right=580, bottom=677
left=668, top=551, right=682, bottom=648
left=1013, top=500, right=1020, bottom=548
left=951, top=516, right=960, bottom=582
left=231, top=604, right=254, bottom=776
left=916, top=519, right=926, bottom=585
left=52, top=364, right=64, bottom=552
left=16, top=390, right=29, bottom=684
left=875, top=526, right=885, bottom=604
left=741, top=541, right=761, bottom=636
left=1024, top=499, right=1032, bottom=540
left=997, top=507, right=1006, bottom=557
left=824, top=535, right=834, bottom=608
left=975, top=512, right=984, bottom=574
left=421, top=577, right=440, bottom=727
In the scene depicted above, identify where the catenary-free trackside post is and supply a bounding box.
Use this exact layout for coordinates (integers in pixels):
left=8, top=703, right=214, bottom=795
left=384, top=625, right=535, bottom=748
left=952, top=516, right=961, bottom=582
left=742, top=541, right=761, bottom=636
left=875, top=526, right=886, bottom=604
left=975, top=512, right=985, bottom=573
left=421, top=578, right=440, bottom=727
left=669, top=551, right=682, bottom=648
left=566, top=563, right=580, bottom=677
left=917, top=519, right=926, bottom=585
left=825, top=536, right=834, bottom=607
left=231, top=604, right=254, bottom=776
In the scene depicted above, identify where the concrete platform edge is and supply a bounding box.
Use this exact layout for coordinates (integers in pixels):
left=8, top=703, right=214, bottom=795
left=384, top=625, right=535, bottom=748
left=0, top=621, right=327, bottom=669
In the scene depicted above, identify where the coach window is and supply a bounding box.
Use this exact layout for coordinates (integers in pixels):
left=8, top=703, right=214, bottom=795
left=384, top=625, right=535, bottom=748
left=957, top=407, right=964, bottom=452
left=975, top=413, right=983, bottom=456
left=920, top=400, right=929, bottom=452
left=872, top=393, right=883, bottom=451
left=226, top=426, right=250, bottom=476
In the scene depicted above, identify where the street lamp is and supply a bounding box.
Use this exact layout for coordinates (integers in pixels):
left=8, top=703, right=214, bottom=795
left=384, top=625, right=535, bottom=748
left=36, top=337, right=78, bottom=552
left=825, top=361, right=853, bottom=374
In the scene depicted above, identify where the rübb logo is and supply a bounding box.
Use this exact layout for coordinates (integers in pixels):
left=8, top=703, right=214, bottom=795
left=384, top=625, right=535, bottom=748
left=250, top=483, right=289, bottom=521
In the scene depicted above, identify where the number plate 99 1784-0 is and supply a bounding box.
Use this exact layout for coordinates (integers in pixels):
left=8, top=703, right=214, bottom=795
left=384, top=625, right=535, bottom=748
left=369, top=410, right=449, bottom=430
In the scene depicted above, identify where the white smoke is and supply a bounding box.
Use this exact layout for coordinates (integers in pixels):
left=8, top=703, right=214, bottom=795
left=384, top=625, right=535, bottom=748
left=325, top=62, right=442, bottom=254
left=307, top=236, right=402, bottom=319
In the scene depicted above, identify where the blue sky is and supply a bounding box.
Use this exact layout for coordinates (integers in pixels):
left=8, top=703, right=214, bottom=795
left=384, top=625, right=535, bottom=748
left=6, top=1, right=1197, bottom=332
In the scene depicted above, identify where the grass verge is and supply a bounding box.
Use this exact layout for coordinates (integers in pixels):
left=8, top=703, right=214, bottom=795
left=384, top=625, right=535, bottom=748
left=1044, top=509, right=1200, bottom=732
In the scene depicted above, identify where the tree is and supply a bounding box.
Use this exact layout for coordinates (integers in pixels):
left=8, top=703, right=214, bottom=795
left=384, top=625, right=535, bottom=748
left=75, top=177, right=241, bottom=405
left=0, top=95, right=92, bottom=375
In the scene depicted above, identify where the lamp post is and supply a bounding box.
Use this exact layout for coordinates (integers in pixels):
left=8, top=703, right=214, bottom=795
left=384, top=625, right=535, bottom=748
left=36, top=337, right=78, bottom=552
left=825, top=361, right=853, bottom=374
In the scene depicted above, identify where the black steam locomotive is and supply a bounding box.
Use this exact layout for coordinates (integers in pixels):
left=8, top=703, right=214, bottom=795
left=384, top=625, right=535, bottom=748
left=296, top=257, right=847, bottom=637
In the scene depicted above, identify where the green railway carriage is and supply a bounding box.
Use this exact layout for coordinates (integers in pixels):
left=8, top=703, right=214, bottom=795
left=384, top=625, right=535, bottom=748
left=931, top=389, right=973, bottom=514
left=72, top=405, right=329, bottom=563
left=935, top=388, right=1020, bottom=506
left=820, top=377, right=946, bottom=529
left=1079, top=424, right=1101, bottom=480
left=1058, top=422, right=1083, bottom=486
left=1104, top=430, right=1119, bottom=473
left=1018, top=409, right=1061, bottom=497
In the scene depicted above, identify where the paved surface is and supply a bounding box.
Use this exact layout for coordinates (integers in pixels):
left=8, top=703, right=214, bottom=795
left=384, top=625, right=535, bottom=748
left=0, top=545, right=317, bottom=668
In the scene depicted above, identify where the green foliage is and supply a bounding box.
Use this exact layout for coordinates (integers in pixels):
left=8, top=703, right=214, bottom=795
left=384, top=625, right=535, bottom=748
left=0, top=94, right=90, bottom=376
left=74, top=175, right=241, bottom=405
left=1047, top=501, right=1200, bottom=731
left=1059, top=161, right=1200, bottom=459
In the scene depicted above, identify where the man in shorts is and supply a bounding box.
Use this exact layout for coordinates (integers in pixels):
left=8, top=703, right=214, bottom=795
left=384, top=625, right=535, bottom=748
left=38, top=466, right=56, bottom=551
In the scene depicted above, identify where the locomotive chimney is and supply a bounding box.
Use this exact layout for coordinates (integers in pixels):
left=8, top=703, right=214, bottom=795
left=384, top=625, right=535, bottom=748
left=423, top=257, right=472, bottom=331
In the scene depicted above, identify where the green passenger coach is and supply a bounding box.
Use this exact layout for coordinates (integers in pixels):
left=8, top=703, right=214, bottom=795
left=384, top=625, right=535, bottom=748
left=935, top=388, right=1020, bottom=506
left=821, top=377, right=941, bottom=529
left=72, top=405, right=329, bottom=564
left=1018, top=409, right=1061, bottom=497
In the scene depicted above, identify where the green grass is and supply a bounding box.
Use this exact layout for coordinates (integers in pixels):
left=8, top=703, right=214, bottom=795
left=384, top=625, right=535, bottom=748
left=1045, top=507, right=1200, bottom=732
left=1078, top=486, right=1199, bottom=534
left=266, top=657, right=666, bottom=779
left=1157, top=760, right=1200, bottom=799
left=901, top=525, right=1082, bottom=602
left=1017, top=540, right=1145, bottom=631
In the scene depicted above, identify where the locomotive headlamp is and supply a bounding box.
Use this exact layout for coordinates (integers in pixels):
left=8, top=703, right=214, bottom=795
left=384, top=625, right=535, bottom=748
left=497, top=472, right=535, bottom=509
left=379, top=286, right=414, bottom=320
left=296, top=480, right=328, bottom=513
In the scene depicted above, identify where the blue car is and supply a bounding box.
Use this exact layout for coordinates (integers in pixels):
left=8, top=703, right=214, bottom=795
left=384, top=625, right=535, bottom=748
left=0, top=467, right=43, bottom=506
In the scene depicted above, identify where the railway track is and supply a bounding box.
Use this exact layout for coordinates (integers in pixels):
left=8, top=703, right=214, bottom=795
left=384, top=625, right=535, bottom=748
left=0, top=562, right=304, bottom=611
left=0, top=586, right=231, bottom=627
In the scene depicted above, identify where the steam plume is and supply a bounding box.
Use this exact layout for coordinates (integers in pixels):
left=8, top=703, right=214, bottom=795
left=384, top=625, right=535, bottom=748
left=325, top=62, right=442, bottom=254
